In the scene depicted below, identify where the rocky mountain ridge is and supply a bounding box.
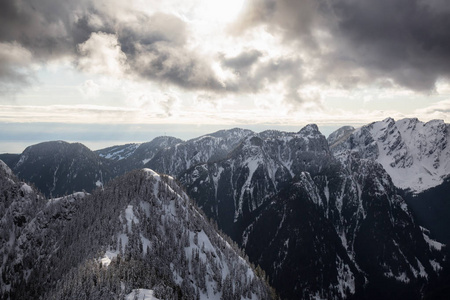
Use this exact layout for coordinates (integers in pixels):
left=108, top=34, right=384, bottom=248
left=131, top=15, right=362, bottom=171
left=329, top=118, right=450, bottom=193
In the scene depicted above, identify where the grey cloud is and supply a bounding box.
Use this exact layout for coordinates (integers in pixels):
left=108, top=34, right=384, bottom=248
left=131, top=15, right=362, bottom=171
left=232, top=0, right=324, bottom=49
left=0, top=0, right=90, bottom=58
left=330, top=0, right=450, bottom=91
left=234, top=0, right=450, bottom=92
left=220, top=50, right=263, bottom=71
left=222, top=50, right=307, bottom=105
left=111, top=13, right=225, bottom=91
left=0, top=0, right=225, bottom=93
left=131, top=41, right=225, bottom=91
left=0, top=0, right=92, bottom=91
left=0, top=42, right=35, bottom=96
left=116, top=12, right=188, bottom=56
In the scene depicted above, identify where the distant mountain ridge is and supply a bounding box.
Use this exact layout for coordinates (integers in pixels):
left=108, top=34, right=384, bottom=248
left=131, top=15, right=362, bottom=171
left=0, top=141, right=113, bottom=197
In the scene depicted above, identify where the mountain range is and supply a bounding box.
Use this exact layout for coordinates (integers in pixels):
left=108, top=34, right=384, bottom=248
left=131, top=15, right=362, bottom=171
left=1, top=117, right=449, bottom=299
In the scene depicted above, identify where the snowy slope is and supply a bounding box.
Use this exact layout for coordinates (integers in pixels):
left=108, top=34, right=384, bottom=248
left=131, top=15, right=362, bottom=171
left=330, top=118, right=450, bottom=192
left=96, top=143, right=141, bottom=161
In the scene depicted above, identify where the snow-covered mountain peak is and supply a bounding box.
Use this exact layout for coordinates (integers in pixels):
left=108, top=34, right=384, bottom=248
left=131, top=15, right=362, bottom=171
left=330, top=118, right=450, bottom=192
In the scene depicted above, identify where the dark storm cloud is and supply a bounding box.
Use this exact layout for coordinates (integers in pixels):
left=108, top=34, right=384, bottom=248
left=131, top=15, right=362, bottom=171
left=235, top=0, right=450, bottom=91
left=329, top=0, right=450, bottom=91
left=0, top=0, right=92, bottom=58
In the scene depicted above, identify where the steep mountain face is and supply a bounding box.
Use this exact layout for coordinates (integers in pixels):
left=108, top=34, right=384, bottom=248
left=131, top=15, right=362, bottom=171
left=323, top=153, right=443, bottom=299
left=243, top=156, right=445, bottom=299
left=243, top=175, right=364, bottom=300
left=8, top=141, right=113, bottom=197
left=330, top=118, right=450, bottom=193
left=146, top=128, right=254, bottom=177
left=178, top=125, right=332, bottom=242
left=96, top=136, right=183, bottom=176
left=329, top=118, right=450, bottom=249
left=0, top=165, right=272, bottom=300
left=179, top=125, right=446, bottom=299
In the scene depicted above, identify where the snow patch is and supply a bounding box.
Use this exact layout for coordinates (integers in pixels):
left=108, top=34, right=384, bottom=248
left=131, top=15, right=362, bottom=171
left=430, top=260, right=443, bottom=272
left=143, top=168, right=161, bottom=180
left=20, top=183, right=33, bottom=194
left=100, top=250, right=119, bottom=267
left=47, top=191, right=88, bottom=205
left=416, top=258, right=428, bottom=279
left=125, top=205, right=139, bottom=232
left=395, top=272, right=410, bottom=283
left=336, top=256, right=356, bottom=297
left=126, top=289, right=159, bottom=300
left=100, top=143, right=140, bottom=160
left=141, top=234, right=151, bottom=256
left=421, top=226, right=444, bottom=251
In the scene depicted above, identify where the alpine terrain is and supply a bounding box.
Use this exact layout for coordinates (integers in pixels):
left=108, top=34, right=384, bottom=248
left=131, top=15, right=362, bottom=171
left=0, top=118, right=449, bottom=299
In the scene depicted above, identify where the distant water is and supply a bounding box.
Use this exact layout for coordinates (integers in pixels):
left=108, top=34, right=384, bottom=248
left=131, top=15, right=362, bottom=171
left=0, top=140, right=141, bottom=154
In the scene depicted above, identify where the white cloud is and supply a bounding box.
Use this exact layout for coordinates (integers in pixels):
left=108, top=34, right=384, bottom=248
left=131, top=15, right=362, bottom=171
left=77, top=32, right=128, bottom=77
left=79, top=80, right=100, bottom=98
left=414, top=99, right=450, bottom=122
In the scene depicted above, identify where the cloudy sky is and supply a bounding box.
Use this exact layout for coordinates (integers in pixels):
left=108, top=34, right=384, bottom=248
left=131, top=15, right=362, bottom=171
left=1, top=0, right=450, bottom=152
